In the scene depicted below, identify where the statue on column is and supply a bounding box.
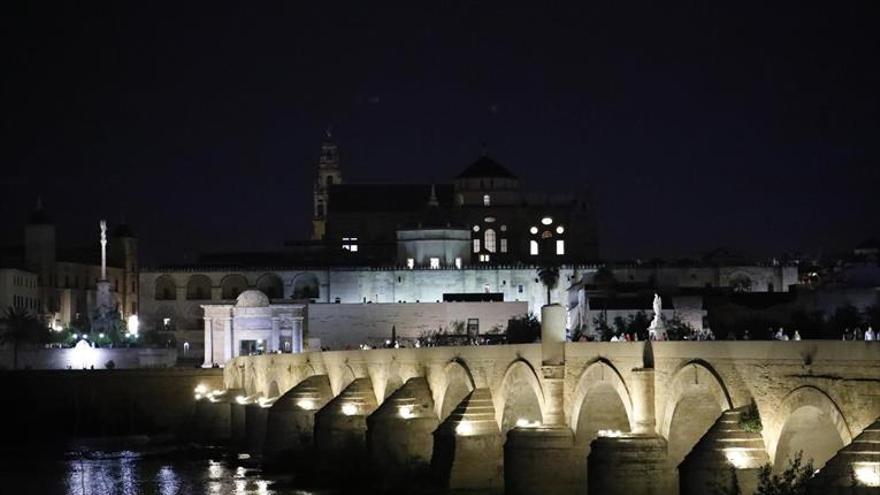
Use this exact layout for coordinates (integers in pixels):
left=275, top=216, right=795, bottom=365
left=648, top=293, right=667, bottom=341
left=93, top=219, right=116, bottom=335
left=99, top=220, right=108, bottom=280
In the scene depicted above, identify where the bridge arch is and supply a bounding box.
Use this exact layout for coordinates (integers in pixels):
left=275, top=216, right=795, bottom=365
left=661, top=360, right=734, bottom=468
left=772, top=385, right=852, bottom=471
left=267, top=380, right=280, bottom=398
left=570, top=359, right=633, bottom=443
left=437, top=359, right=476, bottom=420
left=495, top=359, right=545, bottom=434
left=328, top=363, right=358, bottom=397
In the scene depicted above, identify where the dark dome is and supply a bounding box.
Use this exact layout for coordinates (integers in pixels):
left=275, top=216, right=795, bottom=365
left=455, top=155, right=517, bottom=179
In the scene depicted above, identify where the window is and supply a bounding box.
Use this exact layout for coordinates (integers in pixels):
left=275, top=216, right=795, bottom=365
left=473, top=225, right=480, bottom=232
left=473, top=239, right=480, bottom=253
left=556, top=225, right=565, bottom=234
left=556, top=240, right=565, bottom=255
left=406, top=258, right=415, bottom=270
left=500, top=225, right=507, bottom=232
left=467, top=318, right=480, bottom=339
left=479, top=254, right=491, bottom=262
left=518, top=284, right=524, bottom=294
left=484, top=216, right=496, bottom=223
left=500, top=238, right=508, bottom=253
left=530, top=226, right=538, bottom=234
left=541, top=216, right=553, bottom=225
left=342, top=237, right=358, bottom=252
left=484, top=228, right=496, bottom=253
left=326, top=175, right=334, bottom=185
left=530, top=240, right=539, bottom=255
left=483, top=194, right=491, bottom=206
left=455, top=257, right=462, bottom=269
left=430, top=257, right=440, bottom=269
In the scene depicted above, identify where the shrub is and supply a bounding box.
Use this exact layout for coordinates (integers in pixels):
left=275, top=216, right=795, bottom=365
left=104, top=359, right=116, bottom=370
left=739, top=400, right=763, bottom=433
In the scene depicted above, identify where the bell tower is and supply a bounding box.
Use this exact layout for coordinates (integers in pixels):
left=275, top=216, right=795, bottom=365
left=311, top=130, right=342, bottom=240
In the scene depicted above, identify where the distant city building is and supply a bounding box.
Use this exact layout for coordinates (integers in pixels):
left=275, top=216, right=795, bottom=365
left=0, top=200, right=138, bottom=329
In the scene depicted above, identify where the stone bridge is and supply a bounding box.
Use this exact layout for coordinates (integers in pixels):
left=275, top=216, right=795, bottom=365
left=195, top=306, right=880, bottom=494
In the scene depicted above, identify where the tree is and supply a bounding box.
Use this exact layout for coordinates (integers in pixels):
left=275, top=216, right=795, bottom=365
left=827, top=304, right=862, bottom=336
left=714, top=451, right=814, bottom=495
left=754, top=452, right=814, bottom=495
left=537, top=266, right=560, bottom=305
left=506, top=313, right=541, bottom=344
left=0, top=307, right=47, bottom=369
left=666, top=314, right=696, bottom=341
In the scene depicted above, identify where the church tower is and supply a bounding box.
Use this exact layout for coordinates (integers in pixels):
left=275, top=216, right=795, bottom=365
left=24, top=197, right=56, bottom=315
left=311, top=131, right=342, bottom=240
left=111, top=221, right=138, bottom=318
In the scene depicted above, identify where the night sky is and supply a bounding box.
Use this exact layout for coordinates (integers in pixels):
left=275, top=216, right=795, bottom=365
left=2, top=2, right=878, bottom=265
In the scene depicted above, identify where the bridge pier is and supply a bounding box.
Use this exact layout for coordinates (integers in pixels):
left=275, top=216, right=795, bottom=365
left=245, top=397, right=276, bottom=455
left=432, top=388, right=503, bottom=492
left=505, top=427, right=578, bottom=495
left=263, top=375, right=332, bottom=462
left=809, top=417, right=880, bottom=494
left=679, top=408, right=769, bottom=495
left=366, top=377, right=438, bottom=477
left=230, top=394, right=255, bottom=451
left=504, top=305, right=580, bottom=495
left=193, top=388, right=235, bottom=443
left=314, top=377, right=379, bottom=466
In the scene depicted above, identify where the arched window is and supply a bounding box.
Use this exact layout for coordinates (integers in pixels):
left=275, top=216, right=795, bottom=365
left=256, top=273, right=284, bottom=299
left=220, top=274, right=249, bottom=300
left=530, top=240, right=539, bottom=255
left=483, top=194, right=491, bottom=206
left=154, top=275, right=176, bottom=301
left=484, top=228, right=496, bottom=253
left=292, top=273, right=320, bottom=299
left=186, top=274, right=212, bottom=300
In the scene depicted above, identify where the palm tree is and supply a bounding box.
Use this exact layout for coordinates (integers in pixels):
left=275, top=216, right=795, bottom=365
left=0, top=307, right=46, bottom=369
left=537, top=266, right=560, bottom=306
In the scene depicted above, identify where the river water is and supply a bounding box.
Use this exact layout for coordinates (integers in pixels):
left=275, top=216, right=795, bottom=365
left=0, top=447, right=338, bottom=495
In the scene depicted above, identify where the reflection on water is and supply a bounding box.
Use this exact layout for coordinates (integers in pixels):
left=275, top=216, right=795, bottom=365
left=0, top=449, right=327, bottom=495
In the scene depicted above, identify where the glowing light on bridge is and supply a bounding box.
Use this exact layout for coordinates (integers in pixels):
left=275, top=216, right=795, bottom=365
left=235, top=395, right=249, bottom=405
left=515, top=418, right=541, bottom=428
left=854, top=462, right=880, bottom=487
left=724, top=449, right=750, bottom=469
left=455, top=421, right=474, bottom=436
left=296, top=399, right=316, bottom=410
left=257, top=397, right=275, bottom=408
left=598, top=429, right=624, bottom=437
left=398, top=405, right=415, bottom=419
left=194, top=384, right=208, bottom=395
left=341, top=403, right=358, bottom=416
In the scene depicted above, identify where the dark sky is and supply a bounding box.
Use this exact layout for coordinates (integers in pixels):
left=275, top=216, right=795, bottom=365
left=2, top=2, right=878, bottom=265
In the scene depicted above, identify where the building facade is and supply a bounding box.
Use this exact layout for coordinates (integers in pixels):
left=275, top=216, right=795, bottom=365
left=1, top=201, right=138, bottom=329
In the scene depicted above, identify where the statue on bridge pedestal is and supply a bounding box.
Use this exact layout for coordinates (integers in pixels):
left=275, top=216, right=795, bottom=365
left=648, top=293, right=667, bottom=341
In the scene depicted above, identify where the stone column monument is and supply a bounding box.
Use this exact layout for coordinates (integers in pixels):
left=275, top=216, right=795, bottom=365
left=93, top=220, right=116, bottom=335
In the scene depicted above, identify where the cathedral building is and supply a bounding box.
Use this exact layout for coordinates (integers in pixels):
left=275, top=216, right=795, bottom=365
left=300, top=134, right=599, bottom=266
left=138, top=135, right=797, bottom=363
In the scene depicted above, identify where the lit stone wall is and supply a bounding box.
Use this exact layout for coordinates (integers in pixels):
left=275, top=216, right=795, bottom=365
left=139, top=264, right=796, bottom=354
left=0, top=347, right=178, bottom=370
left=308, top=301, right=528, bottom=349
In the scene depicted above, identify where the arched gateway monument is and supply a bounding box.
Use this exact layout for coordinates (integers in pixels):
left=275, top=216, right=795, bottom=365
left=194, top=305, right=880, bottom=494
